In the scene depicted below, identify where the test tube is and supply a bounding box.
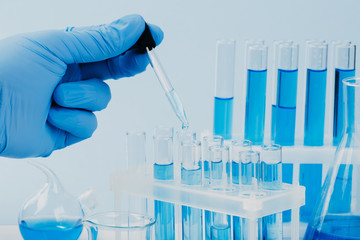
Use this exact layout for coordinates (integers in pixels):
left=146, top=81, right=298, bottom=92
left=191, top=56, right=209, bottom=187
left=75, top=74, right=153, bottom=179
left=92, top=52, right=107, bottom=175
left=301, top=41, right=327, bottom=222
left=126, top=131, right=148, bottom=215
left=245, top=44, right=268, bottom=145
left=333, top=41, right=356, bottom=145
left=271, top=41, right=299, bottom=146
left=239, top=151, right=262, bottom=240
left=180, top=140, right=203, bottom=239
left=231, top=139, right=252, bottom=240
left=209, top=146, right=231, bottom=239
left=153, top=127, right=175, bottom=240
left=261, top=144, right=283, bottom=240
left=213, top=40, right=236, bottom=140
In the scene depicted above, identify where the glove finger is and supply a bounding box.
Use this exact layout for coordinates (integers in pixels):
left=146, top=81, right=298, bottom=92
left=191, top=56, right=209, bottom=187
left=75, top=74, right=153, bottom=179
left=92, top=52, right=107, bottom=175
left=79, top=23, right=163, bottom=80
left=26, top=14, right=147, bottom=64
left=48, top=106, right=97, bottom=139
left=53, top=78, right=111, bottom=111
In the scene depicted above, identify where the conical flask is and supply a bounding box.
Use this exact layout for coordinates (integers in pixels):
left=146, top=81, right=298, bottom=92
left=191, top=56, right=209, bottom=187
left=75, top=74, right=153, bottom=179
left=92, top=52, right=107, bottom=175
left=18, top=161, right=84, bottom=240
left=305, top=77, right=360, bottom=240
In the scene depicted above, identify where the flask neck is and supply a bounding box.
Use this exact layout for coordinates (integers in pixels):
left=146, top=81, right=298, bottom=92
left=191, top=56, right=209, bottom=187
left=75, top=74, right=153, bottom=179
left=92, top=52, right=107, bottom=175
left=345, top=78, right=360, bottom=133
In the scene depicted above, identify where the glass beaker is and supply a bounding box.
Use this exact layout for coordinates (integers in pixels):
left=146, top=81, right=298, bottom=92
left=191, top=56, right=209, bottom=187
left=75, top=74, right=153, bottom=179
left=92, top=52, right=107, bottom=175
left=305, top=77, right=360, bottom=240
left=84, top=211, right=155, bottom=240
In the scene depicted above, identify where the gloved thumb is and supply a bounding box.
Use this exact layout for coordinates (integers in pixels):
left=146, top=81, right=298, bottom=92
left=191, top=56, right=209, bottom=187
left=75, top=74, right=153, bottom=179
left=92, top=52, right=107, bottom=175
left=27, top=14, right=152, bottom=64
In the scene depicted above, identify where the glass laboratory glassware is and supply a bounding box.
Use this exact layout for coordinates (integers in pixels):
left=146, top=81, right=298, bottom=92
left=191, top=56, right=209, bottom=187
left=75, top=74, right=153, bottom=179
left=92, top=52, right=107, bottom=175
left=180, top=139, right=203, bottom=240
left=333, top=41, right=356, bottom=146
left=84, top=211, right=155, bottom=240
left=305, top=77, right=360, bottom=240
left=213, top=39, right=236, bottom=140
left=245, top=43, right=268, bottom=145
left=18, top=161, right=84, bottom=240
left=261, top=144, right=283, bottom=240
left=153, top=126, right=175, bottom=240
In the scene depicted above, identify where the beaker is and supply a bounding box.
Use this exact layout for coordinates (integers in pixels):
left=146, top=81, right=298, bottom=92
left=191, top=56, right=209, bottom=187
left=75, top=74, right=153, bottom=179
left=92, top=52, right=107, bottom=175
left=305, top=77, right=360, bottom=240
left=84, top=211, right=155, bottom=240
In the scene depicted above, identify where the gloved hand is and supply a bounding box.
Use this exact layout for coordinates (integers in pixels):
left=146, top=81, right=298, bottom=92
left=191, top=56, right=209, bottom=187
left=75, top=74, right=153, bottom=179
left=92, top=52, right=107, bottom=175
left=0, top=14, right=163, bottom=158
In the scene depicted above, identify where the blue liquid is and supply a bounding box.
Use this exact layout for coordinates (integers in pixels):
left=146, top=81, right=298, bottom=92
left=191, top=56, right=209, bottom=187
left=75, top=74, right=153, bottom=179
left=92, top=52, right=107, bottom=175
left=333, top=69, right=355, bottom=145
left=271, top=69, right=298, bottom=146
left=328, top=164, right=352, bottom=213
left=181, top=167, right=203, bottom=240
left=304, top=215, right=360, bottom=240
left=211, top=160, right=223, bottom=181
left=154, top=163, right=175, bottom=240
left=19, top=217, right=83, bottom=240
left=241, top=161, right=253, bottom=185
left=214, top=97, right=233, bottom=140
left=304, top=69, right=327, bottom=146
left=282, top=163, right=293, bottom=222
left=245, top=69, right=267, bottom=145
left=300, top=164, right=322, bottom=222
left=211, top=213, right=231, bottom=240
left=232, top=160, right=240, bottom=239
left=261, top=161, right=282, bottom=239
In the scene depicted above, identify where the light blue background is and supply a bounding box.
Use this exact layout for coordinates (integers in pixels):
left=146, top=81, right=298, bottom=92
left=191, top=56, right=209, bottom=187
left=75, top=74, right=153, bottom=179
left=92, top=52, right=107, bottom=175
left=0, top=0, right=359, bottom=224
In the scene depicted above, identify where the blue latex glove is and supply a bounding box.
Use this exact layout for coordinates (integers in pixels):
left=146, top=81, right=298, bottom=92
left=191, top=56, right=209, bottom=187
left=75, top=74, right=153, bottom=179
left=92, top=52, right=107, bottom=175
left=0, top=14, right=163, bottom=158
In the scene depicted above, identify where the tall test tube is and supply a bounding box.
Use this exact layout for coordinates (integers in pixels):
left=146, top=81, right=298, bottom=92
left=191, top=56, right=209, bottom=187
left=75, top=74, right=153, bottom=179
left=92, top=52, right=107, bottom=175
left=301, top=41, right=328, bottom=222
left=230, top=139, right=252, bottom=239
left=245, top=44, right=268, bottom=145
left=261, top=144, right=283, bottom=240
left=271, top=41, right=299, bottom=146
left=209, top=146, right=231, bottom=239
left=153, top=127, right=175, bottom=240
left=180, top=140, right=203, bottom=240
left=333, top=41, right=356, bottom=145
left=213, top=40, right=236, bottom=140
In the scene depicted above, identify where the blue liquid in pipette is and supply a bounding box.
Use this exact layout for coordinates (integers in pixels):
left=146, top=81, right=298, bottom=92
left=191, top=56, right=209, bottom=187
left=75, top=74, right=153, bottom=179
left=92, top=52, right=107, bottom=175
left=214, top=97, right=233, bottom=140
left=282, top=163, right=293, bottom=222
left=181, top=167, right=203, bottom=240
left=304, top=215, right=360, bottom=240
left=245, top=69, right=267, bottom=145
left=261, top=161, right=283, bottom=239
left=304, top=69, right=327, bottom=146
left=231, top=160, right=241, bottom=239
left=271, top=69, right=298, bottom=146
left=19, top=217, right=83, bottom=240
left=154, top=163, right=175, bottom=240
left=333, top=69, right=355, bottom=146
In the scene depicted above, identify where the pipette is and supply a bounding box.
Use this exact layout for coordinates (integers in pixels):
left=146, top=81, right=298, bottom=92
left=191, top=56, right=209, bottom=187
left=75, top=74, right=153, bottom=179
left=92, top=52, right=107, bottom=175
left=135, top=23, right=189, bottom=129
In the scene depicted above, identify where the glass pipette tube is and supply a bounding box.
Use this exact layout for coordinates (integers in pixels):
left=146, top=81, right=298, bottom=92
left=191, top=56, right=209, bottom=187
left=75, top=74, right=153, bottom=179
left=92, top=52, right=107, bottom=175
left=333, top=41, right=356, bottom=146
left=146, top=48, right=189, bottom=129
left=202, top=135, right=224, bottom=240
left=301, top=41, right=327, bottom=223
left=213, top=40, right=236, bottom=139
left=180, top=140, right=203, bottom=240
left=209, top=145, right=231, bottom=239
left=245, top=43, right=268, bottom=145
left=239, top=150, right=262, bottom=239
left=230, top=138, right=252, bottom=239
left=261, top=144, right=283, bottom=240
left=153, top=127, right=175, bottom=240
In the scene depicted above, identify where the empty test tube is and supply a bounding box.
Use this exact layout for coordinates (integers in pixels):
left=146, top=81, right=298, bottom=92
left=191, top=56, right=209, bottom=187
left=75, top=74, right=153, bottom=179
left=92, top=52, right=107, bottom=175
left=333, top=41, right=356, bottom=145
left=153, top=127, right=175, bottom=240
left=271, top=41, right=299, bottom=146
left=245, top=43, right=268, bottom=145
left=209, top=146, right=231, bottom=240
left=213, top=40, right=236, bottom=139
left=261, top=144, right=283, bottom=240
left=126, top=131, right=148, bottom=214
left=180, top=140, right=203, bottom=240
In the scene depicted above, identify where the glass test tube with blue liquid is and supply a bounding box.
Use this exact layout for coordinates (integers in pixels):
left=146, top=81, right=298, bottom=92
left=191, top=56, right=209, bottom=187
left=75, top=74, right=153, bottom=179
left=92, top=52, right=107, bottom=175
left=301, top=41, right=328, bottom=222
left=245, top=43, right=268, bottom=145
left=230, top=139, right=252, bottom=239
left=261, top=144, right=283, bottom=240
left=209, top=145, right=232, bottom=240
left=153, top=127, right=175, bottom=240
left=202, top=135, right=224, bottom=240
left=239, top=150, right=262, bottom=240
left=213, top=40, right=236, bottom=140
left=271, top=42, right=299, bottom=146
left=180, top=139, right=203, bottom=240
left=333, top=42, right=356, bottom=146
